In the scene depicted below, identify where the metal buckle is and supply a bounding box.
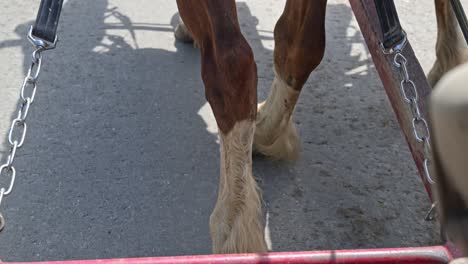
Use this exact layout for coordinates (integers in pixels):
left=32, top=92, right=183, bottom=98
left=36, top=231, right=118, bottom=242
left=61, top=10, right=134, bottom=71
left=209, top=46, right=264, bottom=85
left=381, top=30, right=408, bottom=54
left=27, top=26, right=58, bottom=50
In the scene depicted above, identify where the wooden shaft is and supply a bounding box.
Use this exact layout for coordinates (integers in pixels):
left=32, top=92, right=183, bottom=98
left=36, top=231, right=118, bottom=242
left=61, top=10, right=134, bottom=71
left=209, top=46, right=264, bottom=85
left=349, top=0, right=435, bottom=199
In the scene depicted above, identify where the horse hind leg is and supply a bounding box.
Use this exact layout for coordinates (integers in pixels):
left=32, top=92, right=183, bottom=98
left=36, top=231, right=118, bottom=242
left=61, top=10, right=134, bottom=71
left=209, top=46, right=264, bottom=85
left=427, top=0, right=468, bottom=87
left=254, top=0, right=327, bottom=160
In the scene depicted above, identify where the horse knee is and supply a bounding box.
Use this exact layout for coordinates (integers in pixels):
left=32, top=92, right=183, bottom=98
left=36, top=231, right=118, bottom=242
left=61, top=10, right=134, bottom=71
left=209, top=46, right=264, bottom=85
left=273, top=0, right=326, bottom=91
left=202, top=37, right=257, bottom=133
left=274, top=35, right=325, bottom=92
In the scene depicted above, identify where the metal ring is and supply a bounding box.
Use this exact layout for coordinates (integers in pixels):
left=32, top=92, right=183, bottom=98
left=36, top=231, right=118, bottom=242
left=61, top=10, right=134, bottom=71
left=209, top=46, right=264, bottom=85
left=27, top=53, right=42, bottom=81
left=394, top=52, right=408, bottom=68
left=32, top=49, right=42, bottom=63
left=423, top=159, right=435, bottom=185
left=0, top=165, right=16, bottom=196
left=8, top=118, right=27, bottom=148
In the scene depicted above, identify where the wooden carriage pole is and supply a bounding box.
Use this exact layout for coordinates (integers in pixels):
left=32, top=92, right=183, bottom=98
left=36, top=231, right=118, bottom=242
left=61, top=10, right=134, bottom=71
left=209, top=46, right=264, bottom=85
left=349, top=0, right=434, bottom=200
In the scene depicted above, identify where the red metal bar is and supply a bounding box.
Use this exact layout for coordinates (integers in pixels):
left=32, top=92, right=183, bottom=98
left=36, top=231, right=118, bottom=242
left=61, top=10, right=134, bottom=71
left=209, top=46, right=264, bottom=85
left=2, top=246, right=454, bottom=264
left=349, top=0, right=434, bottom=200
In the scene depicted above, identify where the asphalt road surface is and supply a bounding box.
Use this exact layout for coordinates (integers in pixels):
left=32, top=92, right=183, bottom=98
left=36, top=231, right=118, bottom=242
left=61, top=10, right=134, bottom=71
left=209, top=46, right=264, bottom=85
left=1, top=0, right=464, bottom=261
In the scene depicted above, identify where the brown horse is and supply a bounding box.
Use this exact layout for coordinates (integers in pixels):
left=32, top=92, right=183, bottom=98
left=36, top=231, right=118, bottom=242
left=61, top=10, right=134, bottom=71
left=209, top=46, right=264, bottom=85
left=174, top=0, right=466, bottom=254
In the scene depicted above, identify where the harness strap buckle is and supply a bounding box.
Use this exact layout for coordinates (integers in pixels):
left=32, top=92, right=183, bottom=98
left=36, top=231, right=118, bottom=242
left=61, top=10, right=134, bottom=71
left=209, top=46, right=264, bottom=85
left=28, top=26, right=57, bottom=50
left=381, top=30, right=407, bottom=54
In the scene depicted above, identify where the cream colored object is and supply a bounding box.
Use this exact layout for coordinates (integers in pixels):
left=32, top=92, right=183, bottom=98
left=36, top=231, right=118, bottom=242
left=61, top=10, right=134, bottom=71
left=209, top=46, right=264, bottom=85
left=254, top=75, right=300, bottom=160
left=210, top=120, right=267, bottom=253
left=431, top=63, right=468, bottom=205
left=431, top=62, right=468, bottom=255
left=451, top=258, right=468, bottom=264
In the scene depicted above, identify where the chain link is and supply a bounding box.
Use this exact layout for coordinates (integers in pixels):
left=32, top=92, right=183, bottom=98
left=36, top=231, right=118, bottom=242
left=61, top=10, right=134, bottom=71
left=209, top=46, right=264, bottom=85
left=0, top=45, right=45, bottom=231
left=0, top=165, right=16, bottom=196
left=8, top=118, right=27, bottom=148
left=386, top=34, right=436, bottom=220
left=0, top=188, right=4, bottom=231
left=0, top=187, right=4, bottom=208
left=6, top=142, right=18, bottom=168
left=17, top=98, right=32, bottom=121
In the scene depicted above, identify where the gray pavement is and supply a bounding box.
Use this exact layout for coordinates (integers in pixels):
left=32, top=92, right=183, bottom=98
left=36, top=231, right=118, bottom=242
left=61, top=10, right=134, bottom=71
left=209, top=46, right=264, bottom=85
left=0, top=0, right=460, bottom=261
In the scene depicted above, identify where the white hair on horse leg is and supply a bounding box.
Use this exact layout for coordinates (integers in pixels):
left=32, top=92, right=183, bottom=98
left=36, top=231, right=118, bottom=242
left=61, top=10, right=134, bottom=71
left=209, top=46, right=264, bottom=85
left=254, top=73, right=300, bottom=160
left=210, top=120, right=267, bottom=253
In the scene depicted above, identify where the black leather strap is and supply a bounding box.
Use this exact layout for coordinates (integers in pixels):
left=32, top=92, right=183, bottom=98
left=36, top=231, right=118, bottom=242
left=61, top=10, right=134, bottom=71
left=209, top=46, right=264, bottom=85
left=374, top=0, right=405, bottom=49
left=450, top=0, right=468, bottom=44
left=32, top=0, right=64, bottom=43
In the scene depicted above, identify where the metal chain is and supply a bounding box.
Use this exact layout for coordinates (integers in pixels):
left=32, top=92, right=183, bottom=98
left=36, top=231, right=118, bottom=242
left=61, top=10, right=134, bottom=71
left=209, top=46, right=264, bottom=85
left=392, top=49, right=435, bottom=186
left=384, top=33, right=437, bottom=221
left=0, top=27, right=55, bottom=231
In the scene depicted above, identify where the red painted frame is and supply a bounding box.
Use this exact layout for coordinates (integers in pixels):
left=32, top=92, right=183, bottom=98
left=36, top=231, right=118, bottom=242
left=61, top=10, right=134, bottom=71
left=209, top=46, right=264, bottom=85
left=0, top=0, right=462, bottom=263
left=3, top=245, right=461, bottom=264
